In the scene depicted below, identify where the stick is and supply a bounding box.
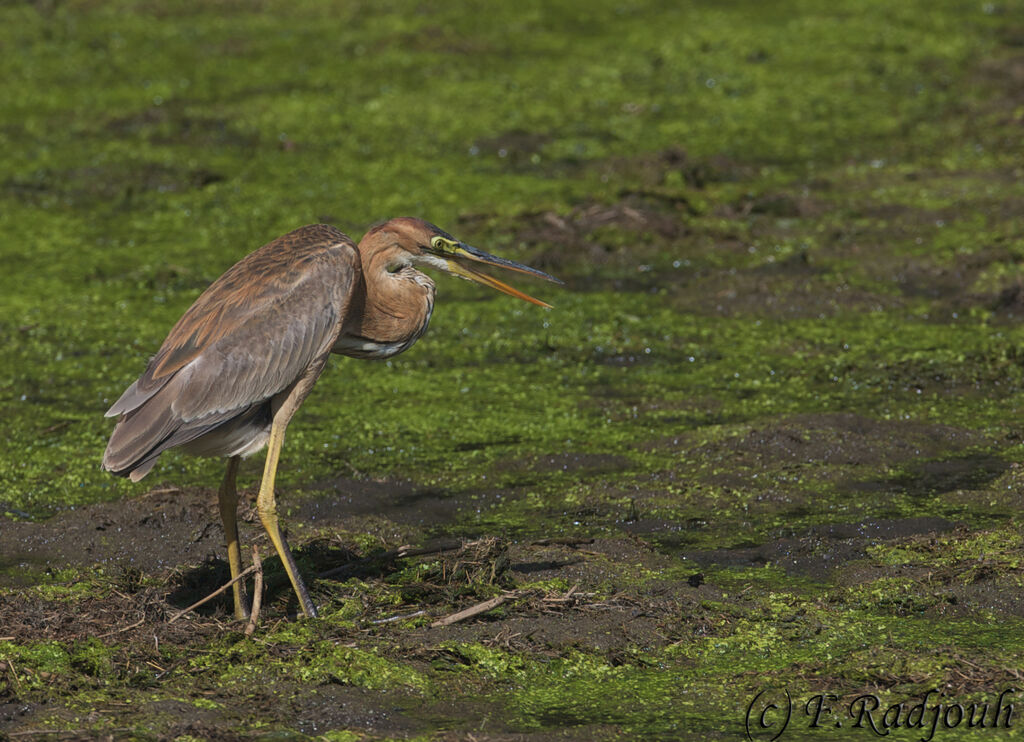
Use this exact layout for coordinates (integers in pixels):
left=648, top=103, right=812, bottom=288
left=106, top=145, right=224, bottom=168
left=168, top=565, right=257, bottom=623
left=430, top=593, right=517, bottom=628
left=394, top=539, right=465, bottom=558
left=244, top=545, right=263, bottom=637
left=530, top=537, right=595, bottom=547
left=6, top=658, right=22, bottom=692
left=139, top=486, right=182, bottom=498
left=10, top=730, right=132, bottom=738
left=317, top=538, right=464, bottom=580
left=96, top=614, right=146, bottom=639
left=371, top=609, right=427, bottom=625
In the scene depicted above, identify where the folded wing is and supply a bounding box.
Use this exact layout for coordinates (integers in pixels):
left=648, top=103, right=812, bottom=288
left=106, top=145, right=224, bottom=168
left=103, top=225, right=360, bottom=480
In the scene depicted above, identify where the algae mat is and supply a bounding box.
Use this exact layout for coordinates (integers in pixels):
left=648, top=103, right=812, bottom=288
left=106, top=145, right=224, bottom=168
left=3, top=0, right=1024, bottom=739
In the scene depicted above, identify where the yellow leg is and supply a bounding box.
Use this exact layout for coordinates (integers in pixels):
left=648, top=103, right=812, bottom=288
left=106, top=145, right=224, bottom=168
left=256, top=419, right=318, bottom=618
left=217, top=456, right=250, bottom=621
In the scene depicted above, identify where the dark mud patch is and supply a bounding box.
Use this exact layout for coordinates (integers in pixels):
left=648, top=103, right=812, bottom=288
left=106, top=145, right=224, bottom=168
left=840, top=560, right=1024, bottom=621
left=683, top=516, right=957, bottom=582
left=0, top=586, right=178, bottom=642
left=299, top=476, right=549, bottom=543
left=410, top=609, right=674, bottom=663
left=506, top=195, right=691, bottom=274
left=594, top=147, right=756, bottom=190
left=837, top=522, right=1024, bottom=621
left=716, top=189, right=825, bottom=220
left=493, top=191, right=903, bottom=319
left=645, top=414, right=1004, bottom=516
left=104, top=106, right=259, bottom=150
left=648, top=413, right=997, bottom=484
left=974, top=48, right=1024, bottom=121
left=697, top=413, right=994, bottom=468
left=493, top=452, right=634, bottom=481
left=303, top=476, right=459, bottom=529
left=989, top=279, right=1024, bottom=312
left=0, top=486, right=228, bottom=582
left=670, top=264, right=900, bottom=318
left=290, top=685, right=428, bottom=738
left=884, top=239, right=1024, bottom=320
left=843, top=452, right=1010, bottom=499
left=491, top=134, right=1020, bottom=323
left=634, top=413, right=1010, bottom=555
left=3, top=162, right=226, bottom=208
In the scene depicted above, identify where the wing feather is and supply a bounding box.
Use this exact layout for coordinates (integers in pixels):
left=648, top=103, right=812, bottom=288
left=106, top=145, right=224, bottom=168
left=103, top=224, right=361, bottom=478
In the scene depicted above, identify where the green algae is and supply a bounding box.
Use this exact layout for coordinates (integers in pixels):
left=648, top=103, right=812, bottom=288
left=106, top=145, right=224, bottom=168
left=191, top=639, right=427, bottom=692
left=0, top=0, right=1018, bottom=519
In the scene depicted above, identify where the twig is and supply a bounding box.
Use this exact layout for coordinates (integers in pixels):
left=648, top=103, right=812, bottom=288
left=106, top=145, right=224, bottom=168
left=4, top=658, right=22, bottom=693
left=430, top=592, right=519, bottom=628
left=96, top=614, right=146, bottom=639
left=168, top=565, right=257, bottom=623
left=371, top=610, right=427, bottom=625
left=139, top=486, right=182, bottom=498
left=394, top=539, right=465, bottom=558
left=531, top=537, right=595, bottom=547
left=10, top=730, right=132, bottom=738
left=317, top=538, right=464, bottom=580
left=244, top=545, right=264, bottom=637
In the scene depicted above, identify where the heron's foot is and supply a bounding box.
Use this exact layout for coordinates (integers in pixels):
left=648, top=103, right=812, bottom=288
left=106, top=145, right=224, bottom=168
left=295, top=584, right=319, bottom=619
left=282, top=548, right=318, bottom=619
left=257, top=506, right=319, bottom=619
left=281, top=547, right=319, bottom=619
left=233, top=594, right=252, bottom=622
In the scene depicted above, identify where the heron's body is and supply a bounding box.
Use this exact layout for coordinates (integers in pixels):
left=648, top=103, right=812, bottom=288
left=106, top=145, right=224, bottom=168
left=103, top=218, right=558, bottom=620
left=104, top=223, right=437, bottom=481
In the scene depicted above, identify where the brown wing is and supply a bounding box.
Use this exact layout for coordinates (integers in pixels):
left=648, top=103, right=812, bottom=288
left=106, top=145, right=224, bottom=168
left=103, top=224, right=360, bottom=478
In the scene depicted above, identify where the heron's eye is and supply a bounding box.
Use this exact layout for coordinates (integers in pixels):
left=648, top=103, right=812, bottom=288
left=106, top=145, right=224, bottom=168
left=430, top=236, right=447, bottom=251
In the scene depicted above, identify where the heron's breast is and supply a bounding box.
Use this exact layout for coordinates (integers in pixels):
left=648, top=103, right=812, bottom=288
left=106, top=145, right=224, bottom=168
left=332, top=294, right=435, bottom=359
left=333, top=267, right=435, bottom=359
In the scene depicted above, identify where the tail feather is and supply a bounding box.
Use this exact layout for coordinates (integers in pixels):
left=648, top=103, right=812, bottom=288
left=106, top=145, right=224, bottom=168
left=128, top=457, right=158, bottom=483
left=102, top=378, right=249, bottom=480
left=103, top=395, right=179, bottom=478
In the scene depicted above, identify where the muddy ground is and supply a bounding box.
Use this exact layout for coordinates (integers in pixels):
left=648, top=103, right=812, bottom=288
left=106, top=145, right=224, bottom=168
left=4, top=410, right=1024, bottom=739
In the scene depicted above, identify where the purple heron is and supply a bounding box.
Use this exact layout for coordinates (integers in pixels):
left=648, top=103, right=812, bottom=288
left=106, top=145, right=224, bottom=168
left=102, top=218, right=560, bottom=620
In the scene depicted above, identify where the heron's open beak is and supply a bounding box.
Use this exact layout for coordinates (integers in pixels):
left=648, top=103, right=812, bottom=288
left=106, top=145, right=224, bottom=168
left=440, top=243, right=563, bottom=308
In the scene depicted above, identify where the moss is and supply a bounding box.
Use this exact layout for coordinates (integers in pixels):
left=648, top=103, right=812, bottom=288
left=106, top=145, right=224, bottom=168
left=67, top=637, right=116, bottom=679
left=0, top=0, right=1018, bottom=519
left=321, top=732, right=362, bottom=742
left=442, top=642, right=527, bottom=678
left=0, top=640, right=73, bottom=685
left=29, top=580, right=109, bottom=602
left=868, top=524, right=1024, bottom=570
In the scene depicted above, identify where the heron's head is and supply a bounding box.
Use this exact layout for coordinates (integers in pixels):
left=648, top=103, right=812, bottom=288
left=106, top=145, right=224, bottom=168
left=364, top=217, right=562, bottom=308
